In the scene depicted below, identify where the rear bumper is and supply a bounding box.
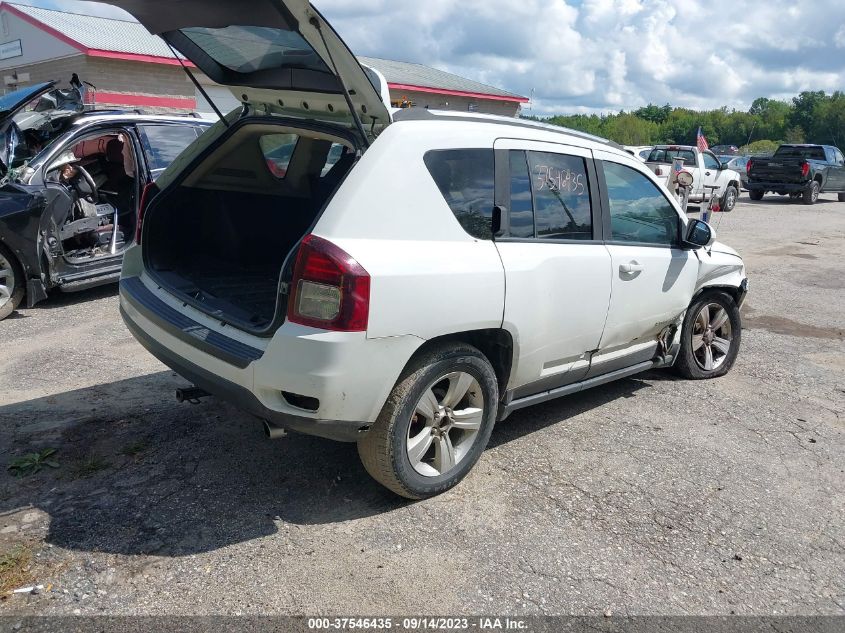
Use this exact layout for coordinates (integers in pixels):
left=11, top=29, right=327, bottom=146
left=119, top=275, right=422, bottom=442
left=121, top=306, right=367, bottom=442
left=746, top=180, right=810, bottom=193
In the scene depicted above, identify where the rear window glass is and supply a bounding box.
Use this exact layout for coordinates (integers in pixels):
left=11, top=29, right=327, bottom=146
left=774, top=146, right=826, bottom=160
left=181, top=26, right=331, bottom=75
left=424, top=149, right=495, bottom=240
left=647, top=148, right=696, bottom=166
left=260, top=134, right=298, bottom=179
left=139, top=125, right=201, bottom=173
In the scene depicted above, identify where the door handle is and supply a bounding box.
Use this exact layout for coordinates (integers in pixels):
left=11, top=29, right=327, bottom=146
left=619, top=261, right=645, bottom=274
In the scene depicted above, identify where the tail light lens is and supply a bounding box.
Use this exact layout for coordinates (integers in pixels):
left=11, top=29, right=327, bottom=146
left=801, top=161, right=810, bottom=177
left=136, top=182, right=159, bottom=243
left=287, top=235, right=370, bottom=332
left=746, top=159, right=752, bottom=174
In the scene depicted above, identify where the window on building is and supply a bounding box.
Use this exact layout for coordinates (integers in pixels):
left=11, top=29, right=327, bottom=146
left=424, top=149, right=495, bottom=239
left=603, top=161, right=679, bottom=246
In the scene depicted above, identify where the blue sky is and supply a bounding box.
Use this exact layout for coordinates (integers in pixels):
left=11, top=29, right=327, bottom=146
left=20, top=0, right=845, bottom=115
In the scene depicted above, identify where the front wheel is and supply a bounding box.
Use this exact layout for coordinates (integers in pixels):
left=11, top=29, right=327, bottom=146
left=721, top=185, right=738, bottom=212
left=748, top=190, right=764, bottom=201
left=673, top=291, right=741, bottom=380
left=358, top=343, right=499, bottom=499
left=0, top=246, right=24, bottom=321
left=802, top=181, right=820, bottom=205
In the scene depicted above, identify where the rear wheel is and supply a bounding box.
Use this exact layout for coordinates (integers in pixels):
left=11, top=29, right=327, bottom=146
left=748, top=190, right=764, bottom=201
left=721, top=185, right=738, bottom=212
left=0, top=246, right=24, bottom=321
left=673, top=291, right=741, bottom=380
left=802, top=181, right=820, bottom=205
left=358, top=343, right=498, bottom=499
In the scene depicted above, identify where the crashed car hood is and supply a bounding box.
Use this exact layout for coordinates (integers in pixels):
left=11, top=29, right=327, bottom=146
left=0, top=81, right=56, bottom=172
left=90, top=0, right=391, bottom=137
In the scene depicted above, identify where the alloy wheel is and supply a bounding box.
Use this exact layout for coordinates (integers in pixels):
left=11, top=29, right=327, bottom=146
left=0, top=251, right=16, bottom=311
left=691, top=302, right=733, bottom=371
left=406, top=371, right=484, bottom=477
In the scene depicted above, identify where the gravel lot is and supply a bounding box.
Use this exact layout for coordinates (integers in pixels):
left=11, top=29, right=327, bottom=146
left=1, top=194, right=843, bottom=616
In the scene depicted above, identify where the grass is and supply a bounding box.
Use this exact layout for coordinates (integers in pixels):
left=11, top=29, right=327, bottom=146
left=7, top=449, right=59, bottom=477
left=70, top=454, right=112, bottom=479
left=0, top=545, right=33, bottom=595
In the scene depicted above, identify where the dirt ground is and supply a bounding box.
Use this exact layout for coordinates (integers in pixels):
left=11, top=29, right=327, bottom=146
left=1, top=194, right=843, bottom=616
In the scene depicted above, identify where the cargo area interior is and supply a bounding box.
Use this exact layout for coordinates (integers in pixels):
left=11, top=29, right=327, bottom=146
left=143, top=124, right=356, bottom=330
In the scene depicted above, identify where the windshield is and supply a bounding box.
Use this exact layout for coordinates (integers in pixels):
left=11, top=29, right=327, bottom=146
left=774, top=146, right=826, bottom=160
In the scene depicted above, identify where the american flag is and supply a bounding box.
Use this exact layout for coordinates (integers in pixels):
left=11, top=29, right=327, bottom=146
left=696, top=126, right=709, bottom=151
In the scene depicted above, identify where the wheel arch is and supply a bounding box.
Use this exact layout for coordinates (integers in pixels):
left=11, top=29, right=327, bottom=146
left=401, top=328, right=515, bottom=400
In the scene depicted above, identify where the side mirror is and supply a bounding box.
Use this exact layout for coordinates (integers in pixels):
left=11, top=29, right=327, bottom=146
left=684, top=219, right=716, bottom=249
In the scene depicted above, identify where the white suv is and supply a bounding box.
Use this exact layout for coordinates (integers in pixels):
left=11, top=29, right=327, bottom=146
left=108, top=0, right=748, bottom=498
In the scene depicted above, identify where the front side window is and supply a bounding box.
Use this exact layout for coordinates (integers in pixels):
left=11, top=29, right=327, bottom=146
left=139, top=125, right=201, bottom=173
left=424, top=149, right=495, bottom=239
left=603, top=161, right=679, bottom=246
left=702, top=152, right=720, bottom=170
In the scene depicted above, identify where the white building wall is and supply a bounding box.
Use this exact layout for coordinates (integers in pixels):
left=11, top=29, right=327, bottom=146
left=0, top=9, right=80, bottom=73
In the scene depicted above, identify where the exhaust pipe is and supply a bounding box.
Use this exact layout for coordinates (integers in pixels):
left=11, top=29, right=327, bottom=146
left=263, top=420, right=287, bottom=440
left=175, top=387, right=210, bottom=403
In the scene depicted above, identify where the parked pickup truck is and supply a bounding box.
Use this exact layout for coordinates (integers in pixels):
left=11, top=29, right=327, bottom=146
left=746, top=144, right=845, bottom=205
left=645, top=145, right=742, bottom=211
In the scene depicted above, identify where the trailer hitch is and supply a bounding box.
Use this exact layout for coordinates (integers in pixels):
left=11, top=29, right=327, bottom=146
left=175, top=387, right=210, bottom=404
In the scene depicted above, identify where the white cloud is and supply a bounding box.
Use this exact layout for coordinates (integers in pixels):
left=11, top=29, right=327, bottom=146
left=17, top=0, right=845, bottom=115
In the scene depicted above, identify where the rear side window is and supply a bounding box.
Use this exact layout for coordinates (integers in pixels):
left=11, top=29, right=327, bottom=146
left=603, top=161, right=679, bottom=245
left=506, top=150, right=592, bottom=240
left=527, top=151, right=591, bottom=240
left=424, top=149, right=495, bottom=239
left=260, top=134, right=298, bottom=179
left=139, top=125, right=201, bottom=173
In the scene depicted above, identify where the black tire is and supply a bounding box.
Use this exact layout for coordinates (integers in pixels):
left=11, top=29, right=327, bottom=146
left=673, top=290, right=741, bottom=380
left=0, top=245, right=25, bottom=321
left=748, top=190, right=764, bottom=201
left=358, top=343, right=498, bottom=499
left=721, top=185, right=738, bottom=212
left=802, top=180, right=820, bottom=205
left=838, top=192, right=845, bottom=202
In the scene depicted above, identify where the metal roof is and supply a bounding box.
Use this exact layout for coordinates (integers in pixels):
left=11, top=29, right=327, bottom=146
left=6, top=2, right=176, bottom=58
left=3, top=3, right=527, bottom=102
left=358, top=56, right=526, bottom=101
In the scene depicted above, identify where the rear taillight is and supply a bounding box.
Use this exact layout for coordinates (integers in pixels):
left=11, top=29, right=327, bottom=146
left=136, top=182, right=159, bottom=243
left=287, top=235, right=370, bottom=332
left=746, top=159, right=752, bottom=174
left=801, top=161, right=810, bottom=177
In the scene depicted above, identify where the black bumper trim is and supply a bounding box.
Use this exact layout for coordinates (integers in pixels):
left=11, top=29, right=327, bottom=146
left=120, top=305, right=368, bottom=443
left=120, top=276, right=263, bottom=369
left=746, top=182, right=810, bottom=193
